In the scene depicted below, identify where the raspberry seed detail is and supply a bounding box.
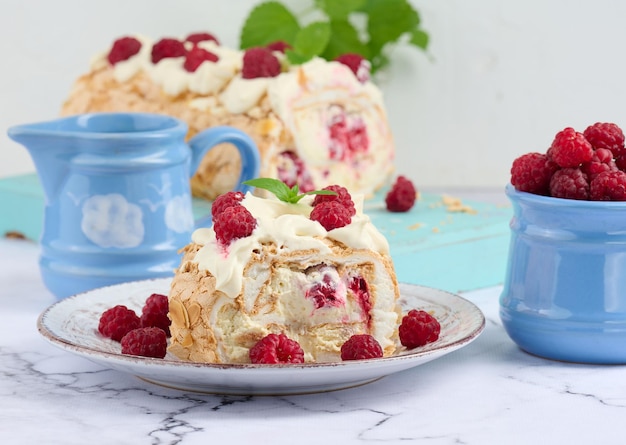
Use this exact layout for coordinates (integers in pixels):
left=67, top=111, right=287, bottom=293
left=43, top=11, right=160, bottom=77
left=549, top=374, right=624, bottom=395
left=340, top=334, right=384, bottom=360
left=399, top=309, right=441, bottom=349
left=98, top=305, right=141, bottom=342
left=121, top=327, right=168, bottom=359
left=249, top=333, right=305, bottom=364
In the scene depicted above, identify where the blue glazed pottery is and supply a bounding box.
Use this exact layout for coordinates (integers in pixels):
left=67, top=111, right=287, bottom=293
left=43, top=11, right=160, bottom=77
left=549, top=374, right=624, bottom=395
left=8, top=112, right=260, bottom=299
left=500, top=183, right=626, bottom=364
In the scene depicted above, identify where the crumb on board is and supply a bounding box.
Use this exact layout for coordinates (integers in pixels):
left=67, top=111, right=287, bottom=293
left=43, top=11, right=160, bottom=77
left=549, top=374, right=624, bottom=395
left=396, top=193, right=480, bottom=233
left=441, top=194, right=478, bottom=214
left=4, top=231, right=27, bottom=240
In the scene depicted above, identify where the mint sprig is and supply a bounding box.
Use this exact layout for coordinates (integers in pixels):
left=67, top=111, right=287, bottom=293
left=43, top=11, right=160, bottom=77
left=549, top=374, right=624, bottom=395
left=243, top=178, right=337, bottom=204
left=239, top=0, right=429, bottom=73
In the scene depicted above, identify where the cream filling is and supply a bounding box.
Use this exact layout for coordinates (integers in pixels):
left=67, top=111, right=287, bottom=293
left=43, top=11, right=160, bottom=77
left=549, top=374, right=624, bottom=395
left=208, top=249, right=397, bottom=363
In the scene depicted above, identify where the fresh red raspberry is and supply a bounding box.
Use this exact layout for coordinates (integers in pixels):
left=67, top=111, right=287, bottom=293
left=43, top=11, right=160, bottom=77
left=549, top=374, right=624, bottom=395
left=581, top=148, right=618, bottom=182
left=183, top=46, right=219, bottom=72
left=310, top=201, right=352, bottom=230
left=549, top=167, right=589, bottom=200
left=249, top=333, right=305, bottom=364
left=140, top=293, right=171, bottom=336
left=583, top=122, right=625, bottom=157
left=266, top=40, right=292, bottom=53
left=151, top=38, right=186, bottom=64
left=340, top=334, right=383, bottom=360
left=399, top=309, right=441, bottom=349
left=120, top=327, right=167, bottom=358
left=548, top=127, right=594, bottom=168
left=311, top=185, right=356, bottom=216
left=589, top=170, right=626, bottom=201
left=98, top=305, right=140, bottom=342
left=185, top=32, right=219, bottom=45
left=334, top=53, right=370, bottom=82
left=510, top=152, right=560, bottom=195
left=241, top=47, right=281, bottom=79
left=107, top=36, right=142, bottom=65
left=385, top=176, right=417, bottom=212
left=211, top=191, right=245, bottom=219
left=213, top=204, right=257, bottom=245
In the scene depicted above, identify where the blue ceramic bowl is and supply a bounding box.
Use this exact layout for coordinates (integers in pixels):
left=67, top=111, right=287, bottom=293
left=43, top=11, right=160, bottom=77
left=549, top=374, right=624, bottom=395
left=500, top=183, right=626, bottom=364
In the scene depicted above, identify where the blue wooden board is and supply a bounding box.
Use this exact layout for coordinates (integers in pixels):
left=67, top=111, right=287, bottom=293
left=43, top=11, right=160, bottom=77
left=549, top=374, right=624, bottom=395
left=0, top=173, right=513, bottom=293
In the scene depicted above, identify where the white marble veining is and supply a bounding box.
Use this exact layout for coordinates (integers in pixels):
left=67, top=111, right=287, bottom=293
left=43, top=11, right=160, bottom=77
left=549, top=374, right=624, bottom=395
left=1, top=237, right=625, bottom=445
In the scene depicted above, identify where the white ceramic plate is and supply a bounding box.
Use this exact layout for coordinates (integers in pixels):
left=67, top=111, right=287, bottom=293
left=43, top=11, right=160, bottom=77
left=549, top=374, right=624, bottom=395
left=37, top=279, right=485, bottom=395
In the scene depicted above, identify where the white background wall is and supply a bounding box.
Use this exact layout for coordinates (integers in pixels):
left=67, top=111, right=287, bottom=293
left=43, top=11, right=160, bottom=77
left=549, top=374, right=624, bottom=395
left=2, top=0, right=626, bottom=189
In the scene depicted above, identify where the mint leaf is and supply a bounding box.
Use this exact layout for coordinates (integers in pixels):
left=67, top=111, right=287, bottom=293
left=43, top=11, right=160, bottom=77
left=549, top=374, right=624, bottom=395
left=409, top=28, right=429, bottom=50
left=240, top=1, right=301, bottom=49
left=294, top=21, right=331, bottom=58
left=371, top=52, right=390, bottom=73
left=243, top=178, right=337, bottom=204
left=287, top=21, right=331, bottom=64
left=315, top=0, right=366, bottom=19
left=285, top=49, right=312, bottom=65
left=239, top=0, right=428, bottom=72
left=244, top=178, right=292, bottom=200
left=321, top=19, right=369, bottom=61
left=285, top=49, right=311, bottom=65
left=366, top=0, right=420, bottom=57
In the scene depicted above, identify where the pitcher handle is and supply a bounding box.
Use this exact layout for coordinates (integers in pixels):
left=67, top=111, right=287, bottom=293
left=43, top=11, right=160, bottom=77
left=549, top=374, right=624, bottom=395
left=188, top=126, right=260, bottom=227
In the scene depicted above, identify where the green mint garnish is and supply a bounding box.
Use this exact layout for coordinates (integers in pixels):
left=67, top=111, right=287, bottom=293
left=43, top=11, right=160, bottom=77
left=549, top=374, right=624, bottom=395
left=243, top=178, right=337, bottom=204
left=239, top=0, right=429, bottom=73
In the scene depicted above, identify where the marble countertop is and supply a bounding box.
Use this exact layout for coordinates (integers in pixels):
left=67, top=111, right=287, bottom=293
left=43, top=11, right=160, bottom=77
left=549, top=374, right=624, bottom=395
left=1, top=236, right=624, bottom=445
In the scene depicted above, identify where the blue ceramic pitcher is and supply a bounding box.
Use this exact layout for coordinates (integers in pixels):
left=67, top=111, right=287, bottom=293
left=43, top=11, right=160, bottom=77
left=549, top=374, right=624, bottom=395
left=8, top=112, right=260, bottom=299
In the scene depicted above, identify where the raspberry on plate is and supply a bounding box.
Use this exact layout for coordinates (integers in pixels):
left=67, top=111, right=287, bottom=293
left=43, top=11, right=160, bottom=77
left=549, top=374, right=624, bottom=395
left=340, top=334, right=383, bottom=360
left=510, top=152, right=559, bottom=195
left=385, top=176, right=417, bottom=212
left=140, top=293, right=171, bottom=336
left=399, top=309, right=441, bottom=349
left=311, top=184, right=356, bottom=216
left=211, top=190, right=244, bottom=219
left=549, top=168, right=589, bottom=200
left=107, top=36, right=142, bottom=65
left=589, top=170, right=626, bottom=201
left=184, top=46, right=218, bottom=73
left=548, top=127, right=594, bottom=168
left=151, top=38, right=186, bottom=64
left=310, top=200, right=352, bottom=230
left=583, top=122, right=625, bottom=157
left=98, top=305, right=140, bottom=342
left=213, top=204, right=257, bottom=245
left=249, top=333, right=305, bottom=364
left=121, top=327, right=168, bottom=359
left=241, top=47, right=281, bottom=79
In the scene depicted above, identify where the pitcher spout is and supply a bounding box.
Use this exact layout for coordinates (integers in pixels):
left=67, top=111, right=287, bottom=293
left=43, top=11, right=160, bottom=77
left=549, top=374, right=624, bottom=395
left=7, top=120, right=76, bottom=203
